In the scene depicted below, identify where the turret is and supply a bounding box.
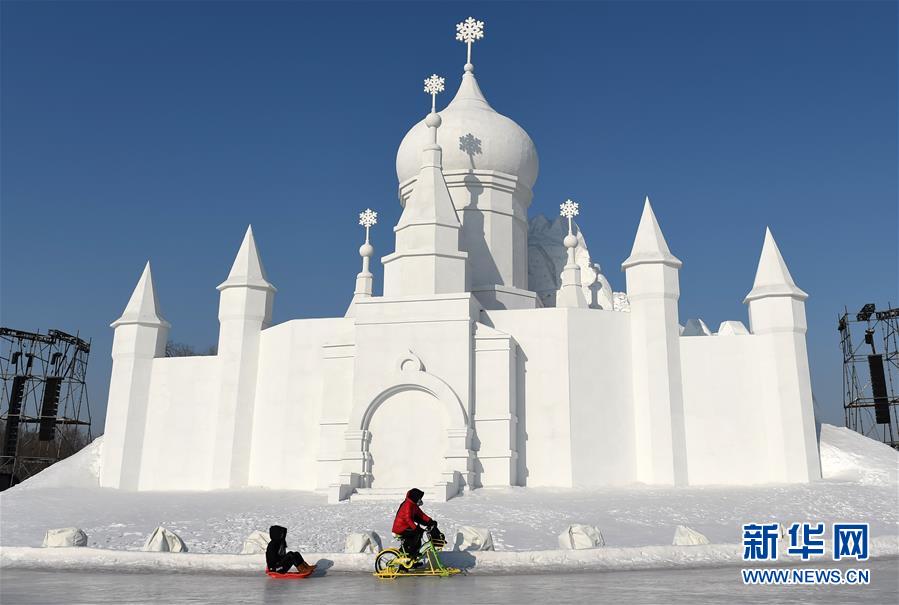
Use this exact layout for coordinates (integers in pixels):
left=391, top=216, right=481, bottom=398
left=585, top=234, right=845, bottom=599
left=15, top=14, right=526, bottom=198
left=346, top=209, right=378, bottom=317
left=383, top=75, right=468, bottom=297
left=394, top=20, right=539, bottom=309
left=100, top=262, right=169, bottom=489
left=211, top=226, right=275, bottom=488
left=621, top=197, right=689, bottom=485
left=744, top=227, right=820, bottom=482
left=556, top=199, right=588, bottom=308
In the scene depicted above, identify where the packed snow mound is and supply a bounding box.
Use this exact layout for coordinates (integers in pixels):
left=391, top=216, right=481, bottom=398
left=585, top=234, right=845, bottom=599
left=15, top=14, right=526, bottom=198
left=454, top=526, right=495, bottom=551
left=11, top=437, right=103, bottom=491
left=672, top=525, right=709, bottom=546
left=240, top=530, right=269, bottom=555
left=558, top=524, right=605, bottom=550
left=344, top=531, right=382, bottom=554
left=142, top=527, right=188, bottom=553
left=819, top=424, right=899, bottom=485
left=42, top=527, right=87, bottom=548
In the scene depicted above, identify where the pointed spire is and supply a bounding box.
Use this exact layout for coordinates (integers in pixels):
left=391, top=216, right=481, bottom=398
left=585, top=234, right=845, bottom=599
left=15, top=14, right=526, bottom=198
left=622, top=197, right=682, bottom=270
left=111, top=262, right=170, bottom=328
left=447, top=65, right=493, bottom=111
left=217, top=225, right=276, bottom=292
left=744, top=227, right=807, bottom=303
left=397, top=100, right=461, bottom=229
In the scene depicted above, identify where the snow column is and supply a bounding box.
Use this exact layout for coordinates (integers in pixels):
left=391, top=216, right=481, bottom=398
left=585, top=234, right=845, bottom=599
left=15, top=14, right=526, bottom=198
left=622, top=198, right=689, bottom=486
left=211, top=226, right=275, bottom=489
left=100, top=262, right=169, bottom=489
left=744, top=228, right=821, bottom=482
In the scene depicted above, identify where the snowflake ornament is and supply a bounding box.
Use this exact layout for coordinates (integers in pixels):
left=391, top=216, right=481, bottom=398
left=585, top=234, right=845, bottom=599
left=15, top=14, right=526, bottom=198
left=359, top=208, right=378, bottom=229
left=456, top=17, right=485, bottom=44
left=423, top=74, right=446, bottom=96
left=456, top=17, right=484, bottom=64
left=560, top=199, right=579, bottom=219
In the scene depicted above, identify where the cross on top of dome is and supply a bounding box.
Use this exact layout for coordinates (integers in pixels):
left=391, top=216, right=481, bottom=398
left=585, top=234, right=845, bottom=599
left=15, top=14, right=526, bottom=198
left=456, top=17, right=485, bottom=66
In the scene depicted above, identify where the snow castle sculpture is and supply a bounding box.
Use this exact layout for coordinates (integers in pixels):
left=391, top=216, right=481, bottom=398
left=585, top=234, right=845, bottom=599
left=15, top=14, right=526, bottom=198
left=99, top=18, right=821, bottom=500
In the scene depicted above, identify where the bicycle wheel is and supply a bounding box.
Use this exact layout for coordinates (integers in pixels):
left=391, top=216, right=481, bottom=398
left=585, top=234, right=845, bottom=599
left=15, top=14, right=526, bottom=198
left=374, top=548, right=403, bottom=573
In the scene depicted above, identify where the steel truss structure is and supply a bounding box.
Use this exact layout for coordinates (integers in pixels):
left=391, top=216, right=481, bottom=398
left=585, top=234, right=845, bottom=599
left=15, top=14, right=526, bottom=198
left=0, top=328, right=93, bottom=488
left=839, top=304, right=899, bottom=449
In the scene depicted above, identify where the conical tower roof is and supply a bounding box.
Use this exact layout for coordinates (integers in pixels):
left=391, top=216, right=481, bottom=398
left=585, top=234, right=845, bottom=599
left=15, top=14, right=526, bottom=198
left=744, top=227, right=807, bottom=302
left=622, top=197, right=682, bottom=269
left=217, top=226, right=276, bottom=292
left=111, top=262, right=170, bottom=328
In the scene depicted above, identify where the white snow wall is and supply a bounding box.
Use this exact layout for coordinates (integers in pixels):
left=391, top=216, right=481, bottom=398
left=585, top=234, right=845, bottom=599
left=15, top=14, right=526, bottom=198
left=680, top=329, right=821, bottom=484
left=487, top=308, right=636, bottom=487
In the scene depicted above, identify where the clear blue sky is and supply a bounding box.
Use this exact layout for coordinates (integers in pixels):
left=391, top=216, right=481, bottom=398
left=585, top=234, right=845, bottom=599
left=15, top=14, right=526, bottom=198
left=2, top=1, right=896, bottom=431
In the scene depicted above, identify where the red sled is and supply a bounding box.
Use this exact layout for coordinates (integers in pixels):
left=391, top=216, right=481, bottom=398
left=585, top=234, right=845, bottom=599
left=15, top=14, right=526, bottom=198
left=265, top=567, right=315, bottom=579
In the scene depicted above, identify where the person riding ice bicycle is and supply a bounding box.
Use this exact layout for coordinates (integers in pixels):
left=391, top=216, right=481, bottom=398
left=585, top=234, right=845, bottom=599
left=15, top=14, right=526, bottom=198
left=392, top=488, right=438, bottom=563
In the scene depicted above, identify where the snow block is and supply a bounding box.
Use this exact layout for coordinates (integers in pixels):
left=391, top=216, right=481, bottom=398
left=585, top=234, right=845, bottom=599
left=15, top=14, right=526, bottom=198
left=716, top=320, right=750, bottom=336
left=672, top=525, right=710, bottom=546
left=558, top=524, right=604, bottom=550
left=454, top=526, right=495, bottom=552
left=142, top=527, right=188, bottom=553
left=240, top=530, right=270, bottom=555
left=682, top=318, right=712, bottom=336
left=42, top=528, right=88, bottom=548
left=344, top=531, right=382, bottom=554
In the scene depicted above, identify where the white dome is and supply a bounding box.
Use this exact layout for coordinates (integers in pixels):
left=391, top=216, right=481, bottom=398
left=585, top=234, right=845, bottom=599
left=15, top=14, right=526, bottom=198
left=396, top=67, right=539, bottom=190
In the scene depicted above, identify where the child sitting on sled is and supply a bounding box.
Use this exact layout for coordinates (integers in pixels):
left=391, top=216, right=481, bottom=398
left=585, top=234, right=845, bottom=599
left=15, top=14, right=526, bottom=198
left=266, top=525, right=314, bottom=574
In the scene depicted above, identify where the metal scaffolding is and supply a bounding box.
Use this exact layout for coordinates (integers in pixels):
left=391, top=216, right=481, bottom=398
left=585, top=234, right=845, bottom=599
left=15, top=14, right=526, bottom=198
left=838, top=304, right=899, bottom=449
left=0, top=328, right=93, bottom=489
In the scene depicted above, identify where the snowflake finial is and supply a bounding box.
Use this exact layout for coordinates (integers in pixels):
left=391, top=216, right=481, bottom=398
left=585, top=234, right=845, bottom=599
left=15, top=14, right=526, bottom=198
left=359, top=208, right=378, bottom=229
left=456, top=17, right=485, bottom=65
left=560, top=199, right=579, bottom=220
left=423, top=74, right=445, bottom=112
left=560, top=199, right=579, bottom=237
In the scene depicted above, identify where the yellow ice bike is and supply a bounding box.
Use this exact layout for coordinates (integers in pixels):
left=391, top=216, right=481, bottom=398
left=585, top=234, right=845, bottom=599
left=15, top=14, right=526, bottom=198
left=372, top=526, right=462, bottom=579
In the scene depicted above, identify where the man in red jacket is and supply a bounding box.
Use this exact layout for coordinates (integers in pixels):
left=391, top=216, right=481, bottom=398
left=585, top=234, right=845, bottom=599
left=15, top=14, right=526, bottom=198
left=392, top=488, right=436, bottom=560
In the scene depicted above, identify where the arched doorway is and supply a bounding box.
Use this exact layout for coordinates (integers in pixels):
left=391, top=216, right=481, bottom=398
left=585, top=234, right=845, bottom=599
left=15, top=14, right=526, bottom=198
left=367, top=389, right=448, bottom=489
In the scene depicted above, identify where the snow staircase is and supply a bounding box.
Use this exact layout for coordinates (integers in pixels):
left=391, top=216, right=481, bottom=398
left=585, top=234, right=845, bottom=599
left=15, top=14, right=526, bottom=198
left=350, top=488, right=410, bottom=502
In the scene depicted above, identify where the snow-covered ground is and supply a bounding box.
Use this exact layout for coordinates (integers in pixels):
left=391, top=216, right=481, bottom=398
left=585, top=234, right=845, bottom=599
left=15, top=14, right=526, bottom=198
left=1, top=424, right=897, bottom=573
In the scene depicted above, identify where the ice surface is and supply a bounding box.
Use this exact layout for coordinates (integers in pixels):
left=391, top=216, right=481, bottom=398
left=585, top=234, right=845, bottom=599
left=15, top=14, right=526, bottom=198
left=42, top=528, right=88, bottom=548
left=3, top=562, right=898, bottom=605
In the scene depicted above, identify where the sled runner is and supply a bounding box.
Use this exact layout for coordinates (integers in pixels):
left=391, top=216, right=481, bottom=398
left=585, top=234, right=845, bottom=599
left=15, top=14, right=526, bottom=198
left=373, top=527, right=461, bottom=579
left=265, top=566, right=315, bottom=579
